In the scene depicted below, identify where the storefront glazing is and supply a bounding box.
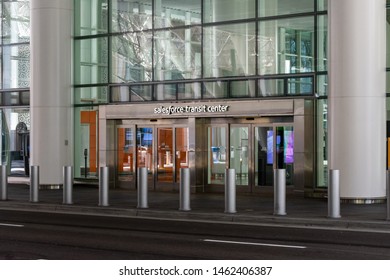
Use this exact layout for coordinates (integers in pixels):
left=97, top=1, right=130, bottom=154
left=74, top=0, right=328, bottom=189
left=0, top=0, right=30, bottom=177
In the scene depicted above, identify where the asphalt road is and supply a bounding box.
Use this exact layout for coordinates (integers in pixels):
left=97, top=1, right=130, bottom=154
left=0, top=210, right=390, bottom=260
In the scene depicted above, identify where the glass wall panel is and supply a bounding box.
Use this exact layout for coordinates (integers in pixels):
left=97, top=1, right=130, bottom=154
left=74, top=0, right=108, bottom=36
left=154, top=27, right=201, bottom=81
left=111, top=0, right=152, bottom=33
left=155, top=0, right=201, bottom=28
left=317, top=75, right=328, bottom=96
left=317, top=15, right=327, bottom=71
left=2, top=44, right=30, bottom=89
left=230, top=127, right=249, bottom=186
left=0, top=91, right=29, bottom=106
left=175, top=127, right=189, bottom=182
left=317, top=0, right=328, bottom=11
left=130, top=85, right=153, bottom=101
left=259, top=17, right=314, bottom=75
left=258, top=79, right=284, bottom=97
left=157, top=127, right=173, bottom=183
left=178, top=82, right=201, bottom=100
left=208, top=126, right=226, bottom=185
left=111, top=32, right=153, bottom=83
left=203, top=81, right=228, bottom=99
left=254, top=126, right=273, bottom=186
left=259, top=0, right=314, bottom=17
left=203, top=23, right=256, bottom=78
left=74, top=37, right=108, bottom=85
left=112, top=85, right=154, bottom=102
left=117, top=127, right=135, bottom=187
left=287, top=77, right=313, bottom=95
left=20, top=91, right=29, bottom=105
left=75, top=86, right=108, bottom=105
left=2, top=1, right=30, bottom=44
left=316, top=99, right=327, bottom=187
left=74, top=107, right=99, bottom=178
left=204, top=0, right=255, bottom=23
left=155, top=84, right=176, bottom=101
left=276, top=126, right=294, bottom=185
left=0, top=107, right=30, bottom=176
left=111, top=86, right=130, bottom=102
left=230, top=80, right=256, bottom=98
left=136, top=127, right=153, bottom=173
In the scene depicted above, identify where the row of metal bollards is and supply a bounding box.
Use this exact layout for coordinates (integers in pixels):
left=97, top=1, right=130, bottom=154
left=0, top=165, right=345, bottom=217
left=1, top=164, right=390, bottom=220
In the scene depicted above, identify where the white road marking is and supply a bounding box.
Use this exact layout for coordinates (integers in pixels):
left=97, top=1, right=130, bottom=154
left=203, top=239, right=306, bottom=249
left=0, top=223, right=24, bottom=228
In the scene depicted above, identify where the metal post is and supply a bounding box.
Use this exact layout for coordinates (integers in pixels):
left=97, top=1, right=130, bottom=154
left=274, top=169, right=286, bottom=216
left=225, top=168, right=237, bottom=214
left=30, top=165, right=39, bottom=203
left=99, top=166, right=109, bottom=206
left=387, top=170, right=390, bottom=221
left=179, top=168, right=191, bottom=211
left=137, top=167, right=148, bottom=209
left=328, top=169, right=341, bottom=218
left=84, top=149, right=88, bottom=178
left=0, top=165, right=7, bottom=201
left=63, top=166, right=73, bottom=205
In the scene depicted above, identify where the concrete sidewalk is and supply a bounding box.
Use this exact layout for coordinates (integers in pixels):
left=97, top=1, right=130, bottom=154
left=1, top=177, right=390, bottom=233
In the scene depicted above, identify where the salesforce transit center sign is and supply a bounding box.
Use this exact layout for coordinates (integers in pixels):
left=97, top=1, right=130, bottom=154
left=154, top=104, right=229, bottom=115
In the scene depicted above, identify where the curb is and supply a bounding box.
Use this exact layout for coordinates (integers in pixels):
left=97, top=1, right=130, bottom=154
left=1, top=201, right=390, bottom=233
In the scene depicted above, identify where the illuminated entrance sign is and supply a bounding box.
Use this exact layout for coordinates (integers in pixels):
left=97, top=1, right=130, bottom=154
left=154, top=104, right=229, bottom=115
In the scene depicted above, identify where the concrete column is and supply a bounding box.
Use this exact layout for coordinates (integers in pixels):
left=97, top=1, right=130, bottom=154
left=328, top=0, right=386, bottom=201
left=30, top=0, right=73, bottom=186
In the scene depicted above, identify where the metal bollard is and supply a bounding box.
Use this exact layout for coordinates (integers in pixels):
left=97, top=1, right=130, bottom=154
left=137, top=167, right=148, bottom=209
left=274, top=169, right=286, bottom=216
left=225, top=168, right=237, bottom=214
left=63, top=166, right=73, bottom=205
left=179, top=168, right=191, bottom=211
left=99, top=166, right=109, bottom=206
left=30, top=165, right=39, bottom=203
left=387, top=170, right=390, bottom=221
left=0, top=165, right=7, bottom=201
left=328, top=169, right=341, bottom=218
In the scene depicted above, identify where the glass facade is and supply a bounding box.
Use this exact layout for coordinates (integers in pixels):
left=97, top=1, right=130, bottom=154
left=259, top=0, right=314, bottom=17
left=0, top=0, right=385, bottom=193
left=203, top=23, right=256, bottom=78
left=0, top=0, right=384, bottom=192
left=73, top=0, right=328, bottom=182
left=74, top=0, right=328, bottom=102
left=0, top=1, right=30, bottom=177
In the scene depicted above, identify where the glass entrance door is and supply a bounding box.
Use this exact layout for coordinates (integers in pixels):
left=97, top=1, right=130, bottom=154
left=230, top=126, right=249, bottom=186
left=136, top=127, right=154, bottom=187
left=156, top=127, right=189, bottom=189
left=205, top=122, right=294, bottom=190
left=117, top=127, right=135, bottom=188
left=175, top=127, right=189, bottom=182
left=157, top=127, right=173, bottom=184
left=117, top=124, right=189, bottom=190
left=254, top=126, right=273, bottom=186
left=254, top=126, right=294, bottom=187
left=208, top=126, right=227, bottom=185
left=276, top=125, right=294, bottom=185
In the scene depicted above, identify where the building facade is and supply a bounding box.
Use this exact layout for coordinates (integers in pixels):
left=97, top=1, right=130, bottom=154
left=0, top=0, right=388, bottom=203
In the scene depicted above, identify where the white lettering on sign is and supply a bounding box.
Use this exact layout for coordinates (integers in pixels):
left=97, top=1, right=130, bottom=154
left=153, top=105, right=229, bottom=115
